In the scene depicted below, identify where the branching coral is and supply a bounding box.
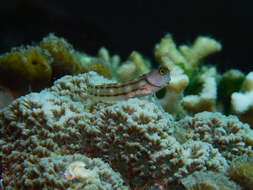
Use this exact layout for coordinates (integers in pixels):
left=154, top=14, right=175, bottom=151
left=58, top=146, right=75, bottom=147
left=154, top=34, right=222, bottom=115
left=154, top=34, right=222, bottom=79
left=182, top=67, right=218, bottom=113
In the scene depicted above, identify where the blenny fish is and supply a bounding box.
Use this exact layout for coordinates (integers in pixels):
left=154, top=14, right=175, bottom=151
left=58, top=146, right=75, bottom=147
left=87, top=66, right=170, bottom=102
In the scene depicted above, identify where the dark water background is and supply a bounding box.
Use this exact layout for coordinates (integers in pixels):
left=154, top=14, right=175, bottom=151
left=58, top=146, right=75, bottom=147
left=0, top=0, right=252, bottom=73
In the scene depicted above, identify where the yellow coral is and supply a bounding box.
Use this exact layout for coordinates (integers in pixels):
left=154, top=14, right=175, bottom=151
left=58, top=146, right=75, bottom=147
left=0, top=46, right=52, bottom=96
left=41, top=34, right=116, bottom=79
left=40, top=33, right=85, bottom=77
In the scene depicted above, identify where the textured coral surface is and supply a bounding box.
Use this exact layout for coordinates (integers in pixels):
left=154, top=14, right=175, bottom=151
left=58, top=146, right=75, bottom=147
left=1, top=72, right=252, bottom=189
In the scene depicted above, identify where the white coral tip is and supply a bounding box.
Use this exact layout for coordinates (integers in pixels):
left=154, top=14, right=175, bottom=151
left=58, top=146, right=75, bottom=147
left=231, top=91, right=253, bottom=114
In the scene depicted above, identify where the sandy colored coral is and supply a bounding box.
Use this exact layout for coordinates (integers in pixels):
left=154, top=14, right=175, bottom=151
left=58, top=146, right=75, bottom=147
left=181, top=171, right=241, bottom=190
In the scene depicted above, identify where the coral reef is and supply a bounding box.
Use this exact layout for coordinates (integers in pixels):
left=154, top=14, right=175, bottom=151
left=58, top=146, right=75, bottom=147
left=0, top=34, right=152, bottom=103
left=2, top=33, right=253, bottom=123
left=181, top=171, right=241, bottom=190
left=2, top=32, right=253, bottom=189
left=1, top=72, right=252, bottom=189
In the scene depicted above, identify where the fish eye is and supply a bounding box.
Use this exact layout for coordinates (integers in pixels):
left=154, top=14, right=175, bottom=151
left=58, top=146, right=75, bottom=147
left=159, top=67, right=166, bottom=75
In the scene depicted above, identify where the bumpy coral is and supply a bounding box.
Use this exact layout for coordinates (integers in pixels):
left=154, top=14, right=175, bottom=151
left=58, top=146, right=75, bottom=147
left=176, top=111, right=253, bottom=161
left=3, top=153, right=129, bottom=190
left=0, top=72, right=242, bottom=189
left=181, top=171, right=241, bottom=190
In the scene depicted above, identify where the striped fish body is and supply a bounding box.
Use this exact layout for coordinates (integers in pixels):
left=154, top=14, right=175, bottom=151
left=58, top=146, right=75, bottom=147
left=87, top=67, right=170, bottom=102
